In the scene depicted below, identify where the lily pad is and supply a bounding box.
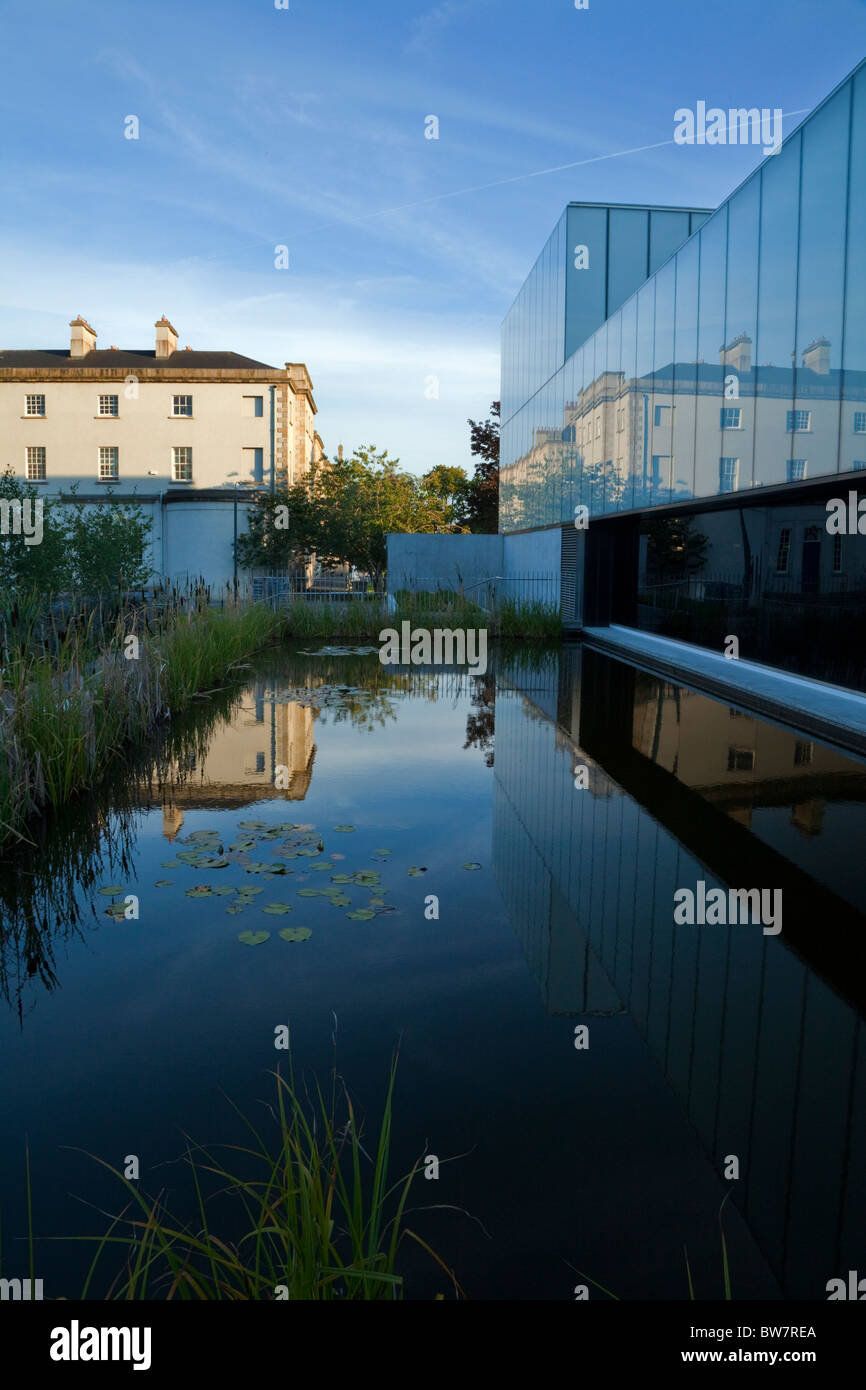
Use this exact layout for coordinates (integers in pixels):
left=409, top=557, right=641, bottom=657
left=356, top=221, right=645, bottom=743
left=186, top=885, right=213, bottom=899
left=262, top=902, right=293, bottom=915
left=161, top=860, right=181, bottom=868
left=229, top=839, right=258, bottom=852
left=212, top=885, right=237, bottom=897
left=99, top=885, right=126, bottom=896
left=347, top=909, right=375, bottom=921
left=105, top=904, right=127, bottom=920
left=333, top=825, right=356, bottom=832
left=226, top=904, right=245, bottom=915
left=238, top=820, right=268, bottom=830
left=199, top=856, right=229, bottom=869
left=297, top=888, right=321, bottom=897
left=187, top=830, right=220, bottom=843
left=244, top=862, right=270, bottom=874
left=373, top=849, right=392, bottom=856
left=462, top=862, right=482, bottom=871
left=236, top=885, right=264, bottom=897
left=369, top=897, right=386, bottom=907
left=330, top=874, right=354, bottom=884
left=407, top=867, right=427, bottom=877
left=155, top=879, right=173, bottom=888
left=237, top=930, right=270, bottom=946
left=278, top=927, right=312, bottom=943
left=330, top=894, right=352, bottom=907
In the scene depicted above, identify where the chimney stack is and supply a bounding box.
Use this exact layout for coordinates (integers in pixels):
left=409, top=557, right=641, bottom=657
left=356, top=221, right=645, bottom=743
left=719, top=332, right=752, bottom=374
left=155, top=316, right=179, bottom=358
left=802, top=337, right=830, bottom=375
left=70, top=316, right=97, bottom=357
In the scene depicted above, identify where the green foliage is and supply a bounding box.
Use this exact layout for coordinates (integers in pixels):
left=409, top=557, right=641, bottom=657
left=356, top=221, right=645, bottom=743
left=0, top=469, right=153, bottom=594
left=68, top=1058, right=459, bottom=1300
left=238, top=447, right=462, bottom=585
left=464, top=401, right=499, bottom=533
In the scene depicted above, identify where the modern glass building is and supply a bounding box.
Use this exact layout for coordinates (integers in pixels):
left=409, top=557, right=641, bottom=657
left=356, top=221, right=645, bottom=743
left=500, top=59, right=866, bottom=696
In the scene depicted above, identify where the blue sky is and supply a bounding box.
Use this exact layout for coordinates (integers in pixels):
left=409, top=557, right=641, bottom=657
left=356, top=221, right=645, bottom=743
left=2, top=0, right=865, bottom=476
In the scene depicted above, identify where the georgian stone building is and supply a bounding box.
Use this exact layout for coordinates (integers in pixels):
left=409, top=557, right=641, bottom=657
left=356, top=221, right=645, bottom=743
left=0, top=315, right=324, bottom=592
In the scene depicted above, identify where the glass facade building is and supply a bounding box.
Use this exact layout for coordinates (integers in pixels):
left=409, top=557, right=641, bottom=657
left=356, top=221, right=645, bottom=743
left=502, top=62, right=866, bottom=530
left=500, top=60, right=866, bottom=694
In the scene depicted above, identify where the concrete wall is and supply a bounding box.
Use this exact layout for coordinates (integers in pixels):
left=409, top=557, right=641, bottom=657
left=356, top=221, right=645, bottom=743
left=387, top=532, right=503, bottom=593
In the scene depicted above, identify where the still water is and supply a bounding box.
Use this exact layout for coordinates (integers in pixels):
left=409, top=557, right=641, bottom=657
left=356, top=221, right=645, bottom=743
left=1, top=643, right=864, bottom=1301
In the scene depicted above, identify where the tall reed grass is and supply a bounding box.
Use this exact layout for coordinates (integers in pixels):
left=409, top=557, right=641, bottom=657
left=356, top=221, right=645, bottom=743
left=65, top=1057, right=461, bottom=1300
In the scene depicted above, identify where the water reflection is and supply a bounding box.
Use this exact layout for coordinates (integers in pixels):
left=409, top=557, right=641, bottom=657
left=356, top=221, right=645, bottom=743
left=494, top=643, right=866, bottom=1297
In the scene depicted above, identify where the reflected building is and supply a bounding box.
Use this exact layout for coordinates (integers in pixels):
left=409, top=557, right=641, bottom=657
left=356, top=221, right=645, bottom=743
left=492, top=647, right=866, bottom=1298
left=151, top=682, right=317, bottom=837
left=500, top=61, right=866, bottom=695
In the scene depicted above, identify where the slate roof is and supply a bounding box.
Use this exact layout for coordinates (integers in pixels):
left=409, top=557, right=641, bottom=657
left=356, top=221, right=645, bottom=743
left=0, top=349, right=279, bottom=370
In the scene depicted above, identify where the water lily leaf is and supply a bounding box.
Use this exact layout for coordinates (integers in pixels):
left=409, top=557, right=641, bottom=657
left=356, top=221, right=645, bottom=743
left=155, top=880, right=173, bottom=888
left=238, top=821, right=268, bottom=830
left=199, top=856, right=229, bottom=869
left=99, top=885, right=126, bottom=896
left=186, top=885, right=213, bottom=898
left=187, top=830, right=220, bottom=842
left=262, top=902, right=293, bottom=915
left=229, top=839, right=257, bottom=852
left=245, top=862, right=270, bottom=874
left=347, top=909, right=375, bottom=921
left=226, top=904, right=244, bottom=915
left=373, top=849, right=392, bottom=856
left=407, top=866, right=427, bottom=876
left=279, top=927, right=312, bottom=943
left=237, top=931, right=270, bottom=946
left=236, top=885, right=264, bottom=896
left=330, top=894, right=352, bottom=907
left=161, top=860, right=181, bottom=868
left=212, top=885, right=236, bottom=897
left=333, top=825, right=356, bottom=832
left=297, top=847, right=319, bottom=857
left=462, top=862, right=482, bottom=871
left=105, top=905, right=127, bottom=920
left=297, top=888, right=321, bottom=897
left=369, top=897, right=385, bottom=907
left=176, top=850, right=202, bottom=864
left=330, top=874, right=354, bottom=884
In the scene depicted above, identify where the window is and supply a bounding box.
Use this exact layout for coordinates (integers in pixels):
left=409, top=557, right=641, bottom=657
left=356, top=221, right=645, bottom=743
left=653, top=404, right=671, bottom=427
left=719, top=457, right=740, bottom=492
left=98, top=446, right=118, bottom=480
left=854, top=412, right=866, bottom=434
left=854, top=461, right=866, bottom=471
left=727, top=747, right=755, bottom=772
left=25, top=394, right=45, bottom=417
left=242, top=395, right=264, bottom=418
left=171, top=446, right=193, bottom=481
left=787, top=458, right=808, bottom=481
left=256, top=751, right=266, bottom=774
left=775, top=526, right=792, bottom=572
left=595, top=417, right=602, bottom=439
left=172, top=395, right=193, bottom=417
left=787, top=409, right=812, bottom=432
left=794, top=741, right=814, bottom=767
left=720, top=407, right=742, bottom=429
left=98, top=394, right=119, bottom=417
left=243, top=447, right=264, bottom=484
left=25, top=446, right=46, bottom=480
left=833, top=534, right=843, bottom=573
left=616, top=408, right=625, bottom=432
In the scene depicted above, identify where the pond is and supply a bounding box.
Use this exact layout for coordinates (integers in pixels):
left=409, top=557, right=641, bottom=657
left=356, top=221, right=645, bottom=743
left=1, top=642, right=864, bottom=1301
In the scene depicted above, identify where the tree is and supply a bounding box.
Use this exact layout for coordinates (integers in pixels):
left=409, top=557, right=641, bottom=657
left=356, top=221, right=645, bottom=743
left=0, top=468, right=72, bottom=592
left=239, top=447, right=457, bottom=591
left=465, top=401, right=499, bottom=533
left=65, top=488, right=153, bottom=590
left=420, top=464, right=470, bottom=531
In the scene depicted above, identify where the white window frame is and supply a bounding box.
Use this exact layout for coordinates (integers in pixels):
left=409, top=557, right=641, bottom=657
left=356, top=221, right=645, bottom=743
left=172, top=395, right=193, bottom=418
left=787, top=409, right=812, bottom=432
left=26, top=446, right=46, bottom=481
left=720, top=407, right=742, bottom=429
left=171, top=446, right=193, bottom=481
left=25, top=393, right=45, bottom=417
left=98, top=446, right=119, bottom=481
left=719, top=457, right=740, bottom=493
left=854, top=411, right=866, bottom=435
left=786, top=458, right=808, bottom=482
left=98, top=394, right=119, bottom=418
